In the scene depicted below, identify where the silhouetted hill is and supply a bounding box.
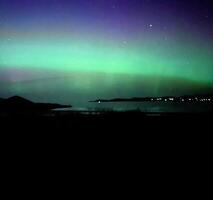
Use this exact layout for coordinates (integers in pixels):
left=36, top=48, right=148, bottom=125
left=6, top=96, right=34, bottom=105
left=0, top=96, right=72, bottom=112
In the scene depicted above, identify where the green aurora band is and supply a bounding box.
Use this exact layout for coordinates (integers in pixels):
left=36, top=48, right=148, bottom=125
left=1, top=33, right=213, bottom=84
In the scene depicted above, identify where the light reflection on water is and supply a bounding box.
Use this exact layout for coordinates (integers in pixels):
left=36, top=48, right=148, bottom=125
left=54, top=102, right=213, bottom=113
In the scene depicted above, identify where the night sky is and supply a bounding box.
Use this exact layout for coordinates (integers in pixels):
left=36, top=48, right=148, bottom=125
left=0, top=0, right=213, bottom=104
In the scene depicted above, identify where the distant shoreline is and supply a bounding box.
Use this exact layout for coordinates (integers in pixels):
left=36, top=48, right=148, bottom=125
left=90, top=95, right=213, bottom=103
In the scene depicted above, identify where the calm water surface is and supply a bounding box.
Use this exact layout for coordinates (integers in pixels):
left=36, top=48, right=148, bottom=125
left=55, top=102, right=213, bottom=113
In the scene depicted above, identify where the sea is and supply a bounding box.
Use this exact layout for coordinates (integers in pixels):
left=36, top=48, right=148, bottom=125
left=54, top=102, right=213, bottom=113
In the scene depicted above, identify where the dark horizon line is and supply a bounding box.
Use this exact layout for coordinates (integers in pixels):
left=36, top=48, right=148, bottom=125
left=1, top=93, right=213, bottom=104
left=90, top=94, right=213, bottom=103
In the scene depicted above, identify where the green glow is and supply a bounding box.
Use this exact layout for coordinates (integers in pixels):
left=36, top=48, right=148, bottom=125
left=1, top=36, right=213, bottom=84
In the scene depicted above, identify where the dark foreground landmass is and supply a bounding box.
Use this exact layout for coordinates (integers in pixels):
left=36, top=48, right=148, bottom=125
left=1, top=96, right=211, bottom=176
left=1, top=103, right=212, bottom=159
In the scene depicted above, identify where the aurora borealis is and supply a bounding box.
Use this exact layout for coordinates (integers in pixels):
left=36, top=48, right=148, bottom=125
left=0, top=0, right=213, bottom=104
